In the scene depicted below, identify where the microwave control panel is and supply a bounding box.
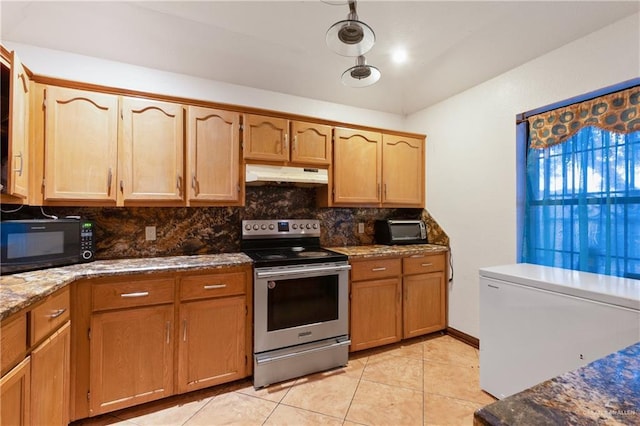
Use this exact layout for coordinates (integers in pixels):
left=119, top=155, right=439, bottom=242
left=80, top=220, right=95, bottom=261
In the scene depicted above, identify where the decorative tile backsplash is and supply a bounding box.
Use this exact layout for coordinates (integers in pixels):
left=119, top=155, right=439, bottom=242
left=2, top=186, right=448, bottom=259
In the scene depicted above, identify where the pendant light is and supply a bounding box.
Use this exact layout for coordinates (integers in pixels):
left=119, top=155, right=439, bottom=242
left=326, top=0, right=375, bottom=57
left=341, top=55, right=380, bottom=87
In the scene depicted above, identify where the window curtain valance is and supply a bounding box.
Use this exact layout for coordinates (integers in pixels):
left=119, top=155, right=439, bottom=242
left=528, top=86, right=640, bottom=149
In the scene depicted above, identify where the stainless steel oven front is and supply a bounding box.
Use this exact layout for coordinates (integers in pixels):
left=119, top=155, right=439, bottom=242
left=253, top=261, right=351, bottom=387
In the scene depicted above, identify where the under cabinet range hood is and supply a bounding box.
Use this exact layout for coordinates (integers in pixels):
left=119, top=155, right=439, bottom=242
left=245, top=164, right=328, bottom=186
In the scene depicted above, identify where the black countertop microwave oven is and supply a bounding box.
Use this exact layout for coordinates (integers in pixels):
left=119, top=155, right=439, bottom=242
left=1, top=218, right=95, bottom=274
left=374, top=219, right=428, bottom=245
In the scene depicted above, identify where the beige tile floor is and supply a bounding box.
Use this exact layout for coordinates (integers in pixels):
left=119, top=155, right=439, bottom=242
left=72, top=334, right=496, bottom=426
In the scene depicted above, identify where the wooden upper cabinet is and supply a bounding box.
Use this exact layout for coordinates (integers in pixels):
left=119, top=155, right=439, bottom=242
left=3, top=51, right=30, bottom=200
left=290, top=121, right=332, bottom=166
left=382, top=134, right=424, bottom=207
left=120, top=97, right=184, bottom=204
left=243, top=114, right=289, bottom=162
left=43, top=86, right=118, bottom=202
left=332, top=127, right=381, bottom=205
left=187, top=106, right=242, bottom=205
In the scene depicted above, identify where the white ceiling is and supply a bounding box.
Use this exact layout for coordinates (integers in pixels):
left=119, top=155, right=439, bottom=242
left=2, top=1, right=638, bottom=115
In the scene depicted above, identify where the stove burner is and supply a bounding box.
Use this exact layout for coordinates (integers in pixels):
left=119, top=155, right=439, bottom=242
left=297, top=251, right=330, bottom=258
left=263, top=254, right=288, bottom=260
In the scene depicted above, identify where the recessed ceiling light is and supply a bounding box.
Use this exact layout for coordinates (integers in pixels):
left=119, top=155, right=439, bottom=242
left=392, top=49, right=408, bottom=64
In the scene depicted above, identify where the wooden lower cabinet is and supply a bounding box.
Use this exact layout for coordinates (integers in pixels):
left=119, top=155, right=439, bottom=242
left=178, top=296, right=246, bottom=393
left=90, top=304, right=174, bottom=415
left=31, top=321, right=70, bottom=426
left=349, top=257, right=403, bottom=352
left=71, top=266, right=252, bottom=421
left=0, top=357, right=31, bottom=426
left=349, top=252, right=448, bottom=352
left=403, top=273, right=446, bottom=338
left=402, top=252, right=447, bottom=338
left=350, top=278, right=402, bottom=351
left=0, top=287, right=70, bottom=426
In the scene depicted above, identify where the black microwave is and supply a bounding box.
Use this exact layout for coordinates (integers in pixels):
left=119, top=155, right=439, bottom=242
left=1, top=218, right=95, bottom=274
left=374, top=219, right=428, bottom=245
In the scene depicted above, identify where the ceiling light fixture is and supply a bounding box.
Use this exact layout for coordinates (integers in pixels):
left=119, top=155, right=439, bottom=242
left=326, top=0, right=375, bottom=57
left=341, top=55, right=381, bottom=88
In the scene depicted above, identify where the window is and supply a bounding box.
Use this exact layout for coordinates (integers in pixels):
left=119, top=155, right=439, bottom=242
left=519, top=82, right=640, bottom=278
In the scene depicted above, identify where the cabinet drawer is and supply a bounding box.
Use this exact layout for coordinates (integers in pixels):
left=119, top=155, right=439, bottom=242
left=92, top=278, right=175, bottom=311
left=1, top=314, right=27, bottom=376
left=403, top=253, right=446, bottom=275
left=180, top=272, right=246, bottom=301
left=30, top=287, right=70, bottom=346
left=351, top=258, right=401, bottom=281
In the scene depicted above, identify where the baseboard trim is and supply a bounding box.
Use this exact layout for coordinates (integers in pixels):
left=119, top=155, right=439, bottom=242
left=446, top=327, right=479, bottom=349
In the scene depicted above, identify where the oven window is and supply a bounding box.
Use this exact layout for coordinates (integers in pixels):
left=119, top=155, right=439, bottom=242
left=267, top=275, right=339, bottom=331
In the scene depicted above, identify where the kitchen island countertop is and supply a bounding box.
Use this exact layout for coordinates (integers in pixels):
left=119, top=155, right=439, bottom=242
left=328, top=244, right=448, bottom=259
left=0, top=253, right=252, bottom=321
left=474, top=341, right=640, bottom=425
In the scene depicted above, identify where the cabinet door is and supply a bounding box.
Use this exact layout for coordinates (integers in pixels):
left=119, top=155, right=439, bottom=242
left=90, top=305, right=173, bottom=415
left=382, top=134, right=424, bottom=207
left=350, top=278, right=402, bottom=352
left=5, top=52, right=30, bottom=199
left=31, top=321, right=70, bottom=426
left=243, top=114, right=289, bottom=162
left=0, top=357, right=30, bottom=426
left=290, top=121, right=332, bottom=166
left=44, top=86, right=118, bottom=201
left=333, top=128, right=381, bottom=205
left=187, top=106, right=241, bottom=204
left=403, top=272, right=446, bottom=338
left=120, top=98, right=184, bottom=203
left=178, top=296, right=246, bottom=393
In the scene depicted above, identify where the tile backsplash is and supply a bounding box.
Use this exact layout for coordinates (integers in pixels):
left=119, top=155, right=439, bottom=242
left=2, top=186, right=448, bottom=259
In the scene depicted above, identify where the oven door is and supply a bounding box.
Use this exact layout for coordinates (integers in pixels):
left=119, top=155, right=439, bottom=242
left=254, top=262, right=350, bottom=353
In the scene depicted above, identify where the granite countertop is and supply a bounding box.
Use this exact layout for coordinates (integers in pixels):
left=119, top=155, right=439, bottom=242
left=1, top=244, right=449, bottom=321
left=0, top=253, right=253, bottom=321
left=328, top=244, right=448, bottom=259
left=474, top=342, right=640, bottom=425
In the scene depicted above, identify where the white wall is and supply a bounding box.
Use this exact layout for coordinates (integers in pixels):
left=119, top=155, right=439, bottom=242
left=4, top=41, right=404, bottom=131
left=405, top=13, right=640, bottom=338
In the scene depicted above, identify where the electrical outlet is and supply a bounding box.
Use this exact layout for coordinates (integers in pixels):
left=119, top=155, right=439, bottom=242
left=145, top=226, right=156, bottom=241
left=358, top=222, right=365, bottom=234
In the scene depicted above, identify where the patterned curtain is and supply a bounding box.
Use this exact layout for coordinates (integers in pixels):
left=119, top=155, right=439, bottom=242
left=522, top=85, right=640, bottom=278
left=528, top=86, right=640, bottom=149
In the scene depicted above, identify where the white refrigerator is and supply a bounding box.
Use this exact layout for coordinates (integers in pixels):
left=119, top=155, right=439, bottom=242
left=479, top=263, right=640, bottom=399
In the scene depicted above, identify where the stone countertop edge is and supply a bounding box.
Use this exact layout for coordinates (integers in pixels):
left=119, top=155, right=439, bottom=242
left=327, top=244, right=448, bottom=259
left=473, top=341, right=640, bottom=425
left=0, top=253, right=253, bottom=321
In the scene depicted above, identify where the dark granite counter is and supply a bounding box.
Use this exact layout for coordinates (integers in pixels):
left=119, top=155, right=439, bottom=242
left=0, top=253, right=252, bottom=321
left=328, top=244, right=448, bottom=259
left=474, top=342, right=640, bottom=425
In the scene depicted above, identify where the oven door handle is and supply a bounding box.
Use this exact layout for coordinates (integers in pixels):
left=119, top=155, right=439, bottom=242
left=255, top=338, right=352, bottom=365
left=255, top=264, right=351, bottom=279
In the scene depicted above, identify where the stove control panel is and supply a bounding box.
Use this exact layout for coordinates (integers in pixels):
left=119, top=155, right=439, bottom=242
left=242, top=219, right=320, bottom=238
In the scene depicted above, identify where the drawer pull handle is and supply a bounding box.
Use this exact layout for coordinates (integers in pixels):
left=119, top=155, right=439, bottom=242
left=371, top=267, right=387, bottom=272
left=203, top=284, right=226, bottom=290
left=421, top=263, right=433, bottom=267
left=49, top=308, right=66, bottom=319
left=120, top=291, right=149, bottom=298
